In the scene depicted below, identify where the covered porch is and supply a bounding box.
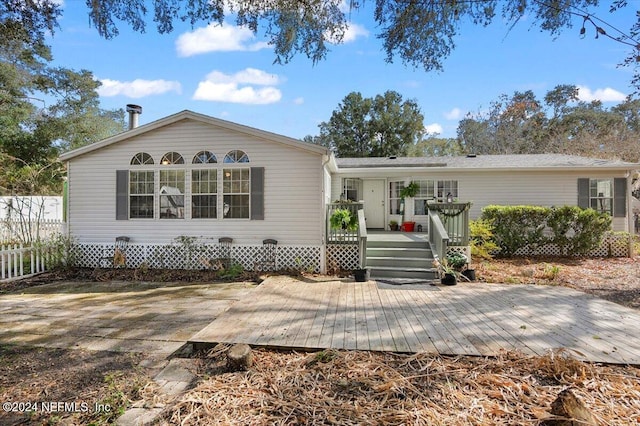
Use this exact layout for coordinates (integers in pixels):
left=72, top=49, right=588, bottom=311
left=326, top=202, right=471, bottom=279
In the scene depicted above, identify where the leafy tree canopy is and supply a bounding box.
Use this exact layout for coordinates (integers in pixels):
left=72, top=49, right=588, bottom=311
left=457, top=84, right=640, bottom=162
left=0, top=14, right=125, bottom=195
left=315, top=91, right=424, bottom=157
left=2, top=1, right=639, bottom=89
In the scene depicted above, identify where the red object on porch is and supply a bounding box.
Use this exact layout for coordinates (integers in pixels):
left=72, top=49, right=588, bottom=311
left=401, top=221, right=416, bottom=232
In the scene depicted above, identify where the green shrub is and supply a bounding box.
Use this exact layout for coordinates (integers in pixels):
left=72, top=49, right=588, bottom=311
left=469, top=219, right=500, bottom=260
left=480, top=205, right=611, bottom=257
left=481, top=205, right=548, bottom=256
left=330, top=209, right=358, bottom=231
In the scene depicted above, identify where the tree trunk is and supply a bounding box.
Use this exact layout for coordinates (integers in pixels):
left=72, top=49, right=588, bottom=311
left=542, top=389, right=598, bottom=426
left=226, top=344, right=253, bottom=371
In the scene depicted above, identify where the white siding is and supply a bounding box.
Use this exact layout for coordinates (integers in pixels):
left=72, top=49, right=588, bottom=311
left=67, top=119, right=325, bottom=244
left=332, top=169, right=631, bottom=232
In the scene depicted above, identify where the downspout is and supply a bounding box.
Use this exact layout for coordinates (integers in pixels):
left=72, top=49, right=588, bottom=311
left=320, top=154, right=332, bottom=274
left=627, top=170, right=634, bottom=258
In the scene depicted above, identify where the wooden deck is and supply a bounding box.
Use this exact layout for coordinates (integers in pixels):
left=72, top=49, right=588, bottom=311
left=190, top=277, right=640, bottom=364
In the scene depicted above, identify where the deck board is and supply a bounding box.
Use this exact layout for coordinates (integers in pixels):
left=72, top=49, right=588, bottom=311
left=190, top=277, right=640, bottom=365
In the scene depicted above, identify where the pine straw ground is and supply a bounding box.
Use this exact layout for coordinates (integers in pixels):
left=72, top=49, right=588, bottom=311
left=154, top=346, right=640, bottom=426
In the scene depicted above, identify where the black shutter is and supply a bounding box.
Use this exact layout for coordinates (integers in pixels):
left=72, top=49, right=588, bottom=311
left=116, top=170, right=129, bottom=220
left=250, top=167, right=264, bottom=220
left=577, top=178, right=589, bottom=209
left=613, top=177, right=627, bottom=218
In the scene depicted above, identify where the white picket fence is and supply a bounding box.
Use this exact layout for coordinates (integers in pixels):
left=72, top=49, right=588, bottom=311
left=0, top=244, right=59, bottom=282
left=0, top=219, right=63, bottom=245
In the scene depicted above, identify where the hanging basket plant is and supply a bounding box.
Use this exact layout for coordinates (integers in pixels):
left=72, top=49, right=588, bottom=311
left=330, top=209, right=358, bottom=231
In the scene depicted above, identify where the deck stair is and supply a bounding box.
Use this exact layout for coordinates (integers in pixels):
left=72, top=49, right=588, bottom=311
left=365, top=232, right=438, bottom=280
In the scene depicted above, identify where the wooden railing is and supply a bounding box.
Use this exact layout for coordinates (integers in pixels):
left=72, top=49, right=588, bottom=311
left=427, top=202, right=470, bottom=246
left=326, top=202, right=363, bottom=244
left=357, top=209, right=367, bottom=268
left=428, top=210, right=450, bottom=261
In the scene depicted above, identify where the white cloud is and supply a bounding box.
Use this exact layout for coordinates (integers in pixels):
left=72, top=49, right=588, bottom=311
left=293, top=97, right=304, bottom=105
left=176, top=23, right=270, bottom=57
left=444, top=107, right=463, bottom=120
left=98, top=79, right=182, bottom=98
left=425, top=123, right=443, bottom=135
left=576, top=86, right=626, bottom=103
left=325, top=22, right=368, bottom=44
left=193, top=68, right=282, bottom=104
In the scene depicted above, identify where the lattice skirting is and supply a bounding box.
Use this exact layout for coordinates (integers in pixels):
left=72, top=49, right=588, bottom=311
left=73, top=243, right=323, bottom=273
left=446, top=246, right=471, bottom=264
left=512, top=232, right=630, bottom=258
left=326, top=244, right=360, bottom=271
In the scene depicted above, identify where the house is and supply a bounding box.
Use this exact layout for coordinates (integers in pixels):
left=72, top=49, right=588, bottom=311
left=59, top=109, right=639, bottom=274
left=59, top=109, right=333, bottom=271
left=330, top=155, right=637, bottom=233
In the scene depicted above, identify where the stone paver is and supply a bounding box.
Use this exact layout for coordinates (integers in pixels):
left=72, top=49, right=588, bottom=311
left=0, top=280, right=255, bottom=355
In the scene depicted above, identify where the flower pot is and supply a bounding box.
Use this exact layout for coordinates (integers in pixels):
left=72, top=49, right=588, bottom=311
left=353, top=268, right=370, bottom=282
left=461, top=269, right=476, bottom=282
left=389, top=223, right=399, bottom=231
left=441, top=273, right=457, bottom=286
left=401, top=221, right=416, bottom=232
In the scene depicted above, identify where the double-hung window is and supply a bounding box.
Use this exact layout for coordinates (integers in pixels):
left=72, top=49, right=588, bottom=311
left=223, top=150, right=251, bottom=219
left=129, top=170, right=154, bottom=218
left=192, top=151, right=217, bottom=219
left=414, top=180, right=435, bottom=215
left=589, top=179, right=613, bottom=215
left=389, top=181, right=404, bottom=215
left=223, top=168, right=250, bottom=218
left=437, top=180, right=458, bottom=202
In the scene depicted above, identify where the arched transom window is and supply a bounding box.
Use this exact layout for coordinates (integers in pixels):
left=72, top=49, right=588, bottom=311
left=193, top=151, right=217, bottom=164
left=224, top=150, right=249, bottom=163
left=161, top=152, right=184, bottom=165
left=130, top=152, right=154, bottom=165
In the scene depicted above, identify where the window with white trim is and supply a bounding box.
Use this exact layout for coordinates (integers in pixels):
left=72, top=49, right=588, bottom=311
left=131, top=152, right=154, bottom=165
left=389, top=181, right=404, bottom=215
left=192, top=151, right=218, bottom=219
left=129, top=170, right=154, bottom=218
left=160, top=170, right=185, bottom=219
left=590, top=179, right=613, bottom=215
left=414, top=180, right=435, bottom=215
left=223, top=168, right=250, bottom=218
left=437, top=180, right=458, bottom=202
left=343, top=178, right=361, bottom=201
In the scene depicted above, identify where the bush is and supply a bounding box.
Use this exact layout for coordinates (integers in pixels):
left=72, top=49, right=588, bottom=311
left=469, top=219, right=500, bottom=260
left=480, top=205, right=612, bottom=257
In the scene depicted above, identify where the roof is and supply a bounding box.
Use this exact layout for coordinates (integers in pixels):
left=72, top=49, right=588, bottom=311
left=335, top=154, right=639, bottom=171
left=59, top=110, right=329, bottom=161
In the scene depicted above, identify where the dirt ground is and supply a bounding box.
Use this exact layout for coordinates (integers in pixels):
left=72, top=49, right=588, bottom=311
left=1, top=256, right=639, bottom=425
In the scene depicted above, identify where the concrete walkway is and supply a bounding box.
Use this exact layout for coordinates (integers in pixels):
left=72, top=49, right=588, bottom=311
left=0, top=280, right=255, bottom=355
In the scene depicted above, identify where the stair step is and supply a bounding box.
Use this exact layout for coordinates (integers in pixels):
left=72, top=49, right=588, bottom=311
left=369, top=266, right=439, bottom=280
left=366, top=240, right=429, bottom=249
left=366, top=247, right=433, bottom=258
left=366, top=256, right=434, bottom=268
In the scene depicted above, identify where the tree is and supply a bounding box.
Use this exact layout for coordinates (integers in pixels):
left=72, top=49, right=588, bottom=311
left=457, top=84, right=640, bottom=162
left=4, top=1, right=639, bottom=90
left=315, top=91, right=424, bottom=157
left=0, top=18, right=125, bottom=195
left=407, top=136, right=462, bottom=157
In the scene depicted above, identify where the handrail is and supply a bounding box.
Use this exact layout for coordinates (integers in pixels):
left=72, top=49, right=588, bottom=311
left=428, top=210, right=449, bottom=261
left=357, top=209, right=367, bottom=268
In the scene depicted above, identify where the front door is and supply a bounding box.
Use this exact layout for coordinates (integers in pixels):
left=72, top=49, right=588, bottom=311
left=363, top=179, right=385, bottom=229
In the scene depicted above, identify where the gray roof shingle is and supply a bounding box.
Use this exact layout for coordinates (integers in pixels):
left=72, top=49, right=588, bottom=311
left=335, top=154, right=639, bottom=170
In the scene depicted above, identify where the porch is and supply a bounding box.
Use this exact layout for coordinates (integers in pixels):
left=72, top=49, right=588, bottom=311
left=327, top=202, right=470, bottom=279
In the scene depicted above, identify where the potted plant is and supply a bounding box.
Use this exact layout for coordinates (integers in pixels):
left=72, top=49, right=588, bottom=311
left=433, top=257, right=457, bottom=285
left=399, top=181, right=419, bottom=232
left=329, top=208, right=358, bottom=231
left=389, top=220, right=399, bottom=231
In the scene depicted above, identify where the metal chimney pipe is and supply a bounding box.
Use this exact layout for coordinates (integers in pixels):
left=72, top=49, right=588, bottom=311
left=126, top=104, right=142, bottom=130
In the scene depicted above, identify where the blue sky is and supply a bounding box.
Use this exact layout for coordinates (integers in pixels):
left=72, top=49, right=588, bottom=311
left=47, top=1, right=637, bottom=139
